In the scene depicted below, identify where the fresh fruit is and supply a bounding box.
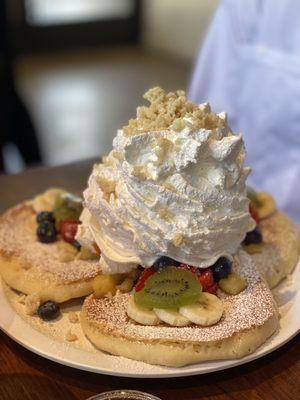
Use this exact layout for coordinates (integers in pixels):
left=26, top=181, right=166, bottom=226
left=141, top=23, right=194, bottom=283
left=37, top=301, right=60, bottom=321
left=134, top=267, right=156, bottom=292
left=249, top=206, right=259, bottom=224
left=36, top=211, right=55, bottom=224
left=117, top=277, right=135, bottom=293
left=60, top=220, right=80, bottom=243
left=134, top=267, right=202, bottom=309
left=33, top=188, right=65, bottom=212
left=93, top=274, right=117, bottom=298
left=205, top=283, right=218, bottom=295
left=198, top=268, right=215, bottom=291
left=77, top=246, right=99, bottom=260
left=54, top=192, right=83, bottom=228
left=153, top=256, right=180, bottom=270
left=218, top=272, right=247, bottom=295
left=128, top=268, right=141, bottom=281
left=127, top=296, right=160, bottom=325
left=243, top=227, right=262, bottom=245
left=243, top=243, right=263, bottom=254
left=154, top=308, right=190, bottom=326
left=251, top=192, right=276, bottom=220
left=212, top=257, right=232, bottom=282
left=72, top=240, right=82, bottom=250
left=179, top=265, right=216, bottom=293
left=37, top=221, right=56, bottom=243
left=179, top=292, right=223, bottom=326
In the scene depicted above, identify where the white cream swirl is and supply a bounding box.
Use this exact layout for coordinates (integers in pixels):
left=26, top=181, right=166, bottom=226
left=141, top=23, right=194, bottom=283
left=77, top=116, right=255, bottom=274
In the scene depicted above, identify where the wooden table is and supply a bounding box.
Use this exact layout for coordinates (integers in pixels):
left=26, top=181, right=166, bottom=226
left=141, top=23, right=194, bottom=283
left=0, top=160, right=299, bottom=400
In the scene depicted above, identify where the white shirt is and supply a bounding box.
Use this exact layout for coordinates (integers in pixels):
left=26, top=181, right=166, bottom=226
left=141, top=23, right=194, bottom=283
left=189, top=0, right=300, bottom=224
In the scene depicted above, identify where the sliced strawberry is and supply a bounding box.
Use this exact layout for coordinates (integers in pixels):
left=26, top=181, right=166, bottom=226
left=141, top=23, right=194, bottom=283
left=60, top=220, right=80, bottom=243
left=205, top=283, right=218, bottom=295
left=134, top=267, right=156, bottom=292
left=178, top=263, right=198, bottom=274
left=198, top=268, right=215, bottom=291
left=249, top=205, right=259, bottom=224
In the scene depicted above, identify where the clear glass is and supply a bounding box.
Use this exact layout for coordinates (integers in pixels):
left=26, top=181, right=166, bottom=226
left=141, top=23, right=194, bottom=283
left=86, top=390, right=162, bottom=400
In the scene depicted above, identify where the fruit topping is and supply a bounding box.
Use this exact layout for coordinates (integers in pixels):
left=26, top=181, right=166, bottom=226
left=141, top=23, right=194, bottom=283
left=249, top=191, right=276, bottom=220
left=243, top=243, right=263, bottom=254
left=153, top=308, right=190, bottom=327
left=72, top=240, right=82, bottom=250
left=249, top=205, right=259, bottom=224
left=93, top=274, right=117, bottom=298
left=134, top=267, right=202, bottom=309
left=37, top=301, right=60, bottom=321
left=243, top=227, right=262, bottom=245
left=218, top=272, right=247, bottom=295
left=198, top=268, right=215, bottom=291
left=116, top=277, right=135, bottom=293
left=212, top=257, right=232, bottom=282
left=153, top=256, right=180, bottom=270
left=54, top=192, right=83, bottom=227
left=60, top=220, right=80, bottom=243
left=36, top=211, right=55, bottom=224
left=77, top=246, right=99, bottom=260
left=179, top=292, right=223, bottom=326
left=127, top=296, right=160, bottom=326
left=37, top=221, right=56, bottom=243
left=205, top=283, right=218, bottom=295
left=134, top=267, right=156, bottom=292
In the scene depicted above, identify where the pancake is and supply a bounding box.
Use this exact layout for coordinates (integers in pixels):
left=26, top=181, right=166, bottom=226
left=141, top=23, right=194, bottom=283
left=0, top=201, right=101, bottom=303
left=244, top=212, right=300, bottom=288
left=80, top=250, right=278, bottom=367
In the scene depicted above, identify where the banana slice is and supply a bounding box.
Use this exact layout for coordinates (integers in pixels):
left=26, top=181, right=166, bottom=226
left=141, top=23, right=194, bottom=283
left=243, top=243, right=263, bottom=255
left=218, top=273, right=247, bottom=295
left=253, top=192, right=276, bottom=220
left=127, top=296, right=160, bottom=326
left=154, top=308, right=190, bottom=327
left=32, top=188, right=65, bottom=212
left=179, top=293, right=223, bottom=326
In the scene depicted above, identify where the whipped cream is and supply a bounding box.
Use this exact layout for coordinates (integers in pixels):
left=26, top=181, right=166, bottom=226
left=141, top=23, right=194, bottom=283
left=77, top=89, right=255, bottom=274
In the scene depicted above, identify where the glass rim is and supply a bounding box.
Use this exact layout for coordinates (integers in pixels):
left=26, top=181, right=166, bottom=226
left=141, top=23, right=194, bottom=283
left=86, top=390, right=161, bottom=400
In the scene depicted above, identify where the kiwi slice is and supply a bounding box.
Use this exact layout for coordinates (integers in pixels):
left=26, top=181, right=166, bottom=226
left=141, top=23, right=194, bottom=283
left=134, top=267, right=202, bottom=309
left=54, top=192, right=83, bottom=227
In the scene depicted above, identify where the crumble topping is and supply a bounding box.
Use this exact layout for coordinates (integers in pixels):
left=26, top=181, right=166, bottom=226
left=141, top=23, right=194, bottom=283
left=122, top=87, right=226, bottom=135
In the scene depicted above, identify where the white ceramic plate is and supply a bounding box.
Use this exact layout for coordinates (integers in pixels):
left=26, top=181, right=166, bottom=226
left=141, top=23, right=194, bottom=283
left=0, top=261, right=299, bottom=378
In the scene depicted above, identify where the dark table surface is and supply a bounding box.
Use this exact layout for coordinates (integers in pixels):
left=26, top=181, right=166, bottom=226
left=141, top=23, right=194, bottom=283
left=0, top=159, right=299, bottom=400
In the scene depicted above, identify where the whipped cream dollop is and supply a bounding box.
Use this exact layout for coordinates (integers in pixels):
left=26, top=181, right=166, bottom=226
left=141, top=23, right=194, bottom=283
left=77, top=88, right=255, bottom=273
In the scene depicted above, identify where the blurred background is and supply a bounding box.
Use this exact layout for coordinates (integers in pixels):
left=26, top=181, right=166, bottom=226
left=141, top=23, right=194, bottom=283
left=0, top=0, right=219, bottom=173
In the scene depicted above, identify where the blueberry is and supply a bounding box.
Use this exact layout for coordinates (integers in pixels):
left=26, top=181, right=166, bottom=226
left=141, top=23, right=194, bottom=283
left=37, top=301, right=60, bottom=321
left=36, top=211, right=55, bottom=224
left=37, top=221, right=56, bottom=243
left=153, top=256, right=180, bottom=270
left=72, top=240, right=81, bottom=250
left=243, top=227, right=262, bottom=245
left=212, top=257, right=232, bottom=282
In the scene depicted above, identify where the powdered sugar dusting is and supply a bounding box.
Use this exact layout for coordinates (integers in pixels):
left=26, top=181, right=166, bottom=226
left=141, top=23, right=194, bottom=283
left=0, top=203, right=101, bottom=283
left=84, top=250, right=276, bottom=343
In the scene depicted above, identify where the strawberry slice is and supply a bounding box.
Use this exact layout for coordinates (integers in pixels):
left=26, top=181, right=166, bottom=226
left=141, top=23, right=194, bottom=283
left=60, top=220, right=80, bottom=243
left=205, top=283, right=218, bottom=295
left=249, top=205, right=259, bottom=224
left=198, top=268, right=215, bottom=291
left=134, top=267, right=156, bottom=292
left=179, top=264, right=215, bottom=292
